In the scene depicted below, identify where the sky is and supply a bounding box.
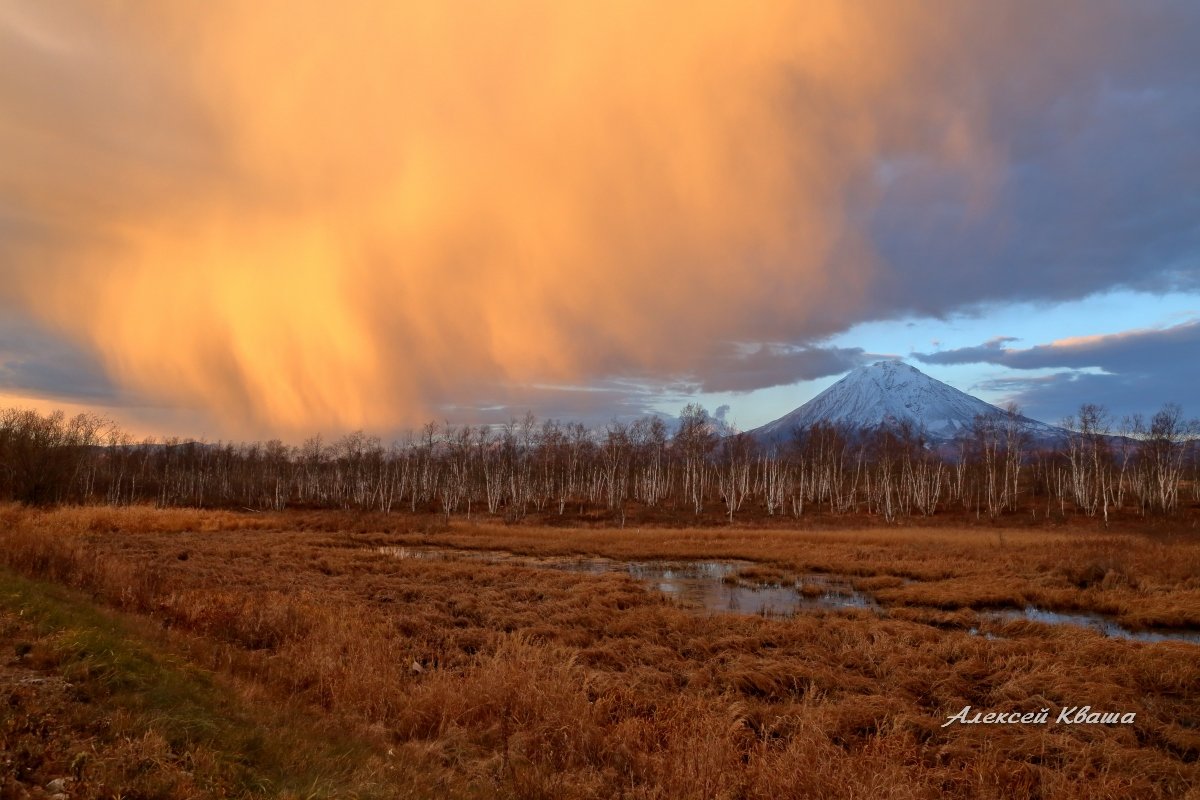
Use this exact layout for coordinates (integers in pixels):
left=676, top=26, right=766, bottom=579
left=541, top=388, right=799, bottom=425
left=1, top=1, right=1197, bottom=440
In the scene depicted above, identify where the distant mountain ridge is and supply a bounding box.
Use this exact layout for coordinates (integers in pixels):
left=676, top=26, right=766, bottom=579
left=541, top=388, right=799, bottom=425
left=750, top=360, right=1066, bottom=445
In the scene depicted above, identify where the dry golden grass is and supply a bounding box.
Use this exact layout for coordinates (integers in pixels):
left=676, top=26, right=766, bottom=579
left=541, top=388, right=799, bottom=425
left=0, top=576, right=423, bottom=800
left=1, top=504, right=1198, bottom=798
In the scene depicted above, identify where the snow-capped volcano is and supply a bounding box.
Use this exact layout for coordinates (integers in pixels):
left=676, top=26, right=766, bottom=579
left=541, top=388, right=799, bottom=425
left=750, top=360, right=1063, bottom=444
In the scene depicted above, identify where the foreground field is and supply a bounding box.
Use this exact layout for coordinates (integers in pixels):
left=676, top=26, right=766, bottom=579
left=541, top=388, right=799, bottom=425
left=1, top=506, right=1198, bottom=799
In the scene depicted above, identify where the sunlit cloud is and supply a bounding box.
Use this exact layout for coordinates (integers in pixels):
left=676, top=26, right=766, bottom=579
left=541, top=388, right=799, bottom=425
left=2, top=1, right=1197, bottom=436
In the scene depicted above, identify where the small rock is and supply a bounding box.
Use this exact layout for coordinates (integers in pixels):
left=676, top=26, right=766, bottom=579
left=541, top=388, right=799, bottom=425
left=46, top=777, right=71, bottom=793
left=410, top=660, right=424, bottom=674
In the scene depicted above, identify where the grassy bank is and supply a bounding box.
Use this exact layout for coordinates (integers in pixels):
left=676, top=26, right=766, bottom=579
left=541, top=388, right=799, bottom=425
left=0, top=567, right=447, bottom=799
left=1, top=505, right=1198, bottom=798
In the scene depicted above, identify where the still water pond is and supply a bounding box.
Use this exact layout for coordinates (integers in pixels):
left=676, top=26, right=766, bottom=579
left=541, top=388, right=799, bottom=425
left=377, top=545, right=874, bottom=617
left=377, top=545, right=1199, bottom=643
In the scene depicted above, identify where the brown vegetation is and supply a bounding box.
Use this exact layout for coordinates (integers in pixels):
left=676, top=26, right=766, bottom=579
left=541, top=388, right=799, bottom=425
left=0, top=573, right=412, bottom=800
left=1, top=505, right=1198, bottom=798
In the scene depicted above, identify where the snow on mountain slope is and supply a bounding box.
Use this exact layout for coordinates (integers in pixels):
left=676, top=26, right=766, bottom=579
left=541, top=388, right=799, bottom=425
left=750, top=360, right=1064, bottom=444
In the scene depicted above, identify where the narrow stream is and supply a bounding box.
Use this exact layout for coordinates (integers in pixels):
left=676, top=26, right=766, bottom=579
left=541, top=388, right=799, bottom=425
left=982, top=606, right=1200, bottom=644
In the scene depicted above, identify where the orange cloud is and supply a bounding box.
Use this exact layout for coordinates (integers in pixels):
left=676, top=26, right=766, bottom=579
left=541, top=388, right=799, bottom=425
left=1, top=2, right=1078, bottom=435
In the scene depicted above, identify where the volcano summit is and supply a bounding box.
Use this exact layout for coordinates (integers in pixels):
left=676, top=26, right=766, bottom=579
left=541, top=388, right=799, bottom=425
left=750, top=361, right=1065, bottom=445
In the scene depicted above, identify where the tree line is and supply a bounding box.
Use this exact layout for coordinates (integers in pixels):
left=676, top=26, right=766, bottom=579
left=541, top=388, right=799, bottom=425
left=1, top=402, right=1196, bottom=522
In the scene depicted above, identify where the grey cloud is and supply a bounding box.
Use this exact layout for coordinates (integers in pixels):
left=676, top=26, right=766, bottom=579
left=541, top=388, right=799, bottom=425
left=437, top=382, right=669, bottom=430
left=914, top=320, right=1200, bottom=373
left=915, top=337, right=1019, bottom=366
left=980, top=371, right=1199, bottom=424
left=0, top=316, right=117, bottom=403
left=864, top=3, right=1200, bottom=319
left=929, top=320, right=1200, bottom=421
left=694, top=344, right=873, bottom=393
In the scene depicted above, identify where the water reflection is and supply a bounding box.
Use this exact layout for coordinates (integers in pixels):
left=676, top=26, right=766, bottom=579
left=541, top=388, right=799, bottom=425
left=625, top=561, right=872, bottom=616
left=377, top=545, right=874, bottom=617
left=984, top=606, right=1200, bottom=644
